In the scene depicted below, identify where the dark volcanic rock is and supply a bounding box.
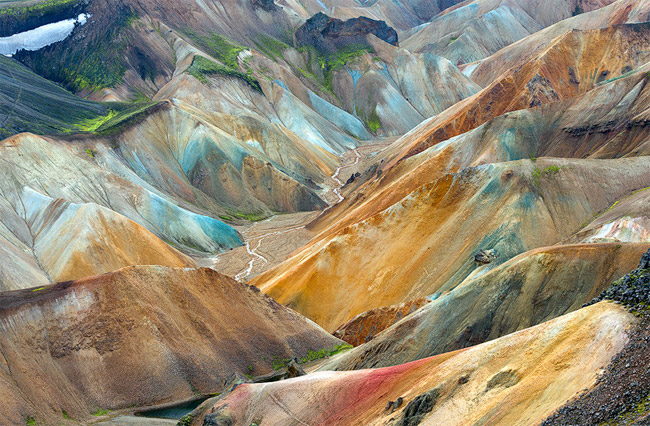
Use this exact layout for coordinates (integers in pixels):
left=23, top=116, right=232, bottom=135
left=202, top=408, right=233, bottom=426
left=221, top=371, right=250, bottom=392
left=251, top=0, right=277, bottom=11
left=586, top=248, right=650, bottom=310
left=397, top=388, right=441, bottom=426
left=295, top=12, right=398, bottom=54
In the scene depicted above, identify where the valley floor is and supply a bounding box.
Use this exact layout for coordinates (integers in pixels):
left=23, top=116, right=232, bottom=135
left=209, top=139, right=390, bottom=281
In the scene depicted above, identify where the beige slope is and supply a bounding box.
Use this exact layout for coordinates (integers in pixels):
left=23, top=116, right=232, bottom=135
left=568, top=185, right=650, bottom=244
left=196, top=302, right=634, bottom=426
left=35, top=202, right=195, bottom=284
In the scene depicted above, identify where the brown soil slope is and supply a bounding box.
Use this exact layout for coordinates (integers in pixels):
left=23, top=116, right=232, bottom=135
left=333, top=297, right=430, bottom=346
left=0, top=266, right=341, bottom=426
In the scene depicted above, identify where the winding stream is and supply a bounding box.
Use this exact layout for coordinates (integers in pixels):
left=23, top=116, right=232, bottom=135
left=233, top=147, right=361, bottom=282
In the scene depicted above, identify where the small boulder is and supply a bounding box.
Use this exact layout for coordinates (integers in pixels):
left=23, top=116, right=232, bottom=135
left=385, top=396, right=404, bottom=413
left=475, top=249, right=497, bottom=264
left=222, top=371, right=249, bottom=392
left=286, top=360, right=306, bottom=378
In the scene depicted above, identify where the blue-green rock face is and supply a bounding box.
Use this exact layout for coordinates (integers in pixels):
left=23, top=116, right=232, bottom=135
left=145, top=192, right=243, bottom=253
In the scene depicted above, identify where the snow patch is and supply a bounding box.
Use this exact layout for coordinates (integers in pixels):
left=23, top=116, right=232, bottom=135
left=0, top=14, right=90, bottom=57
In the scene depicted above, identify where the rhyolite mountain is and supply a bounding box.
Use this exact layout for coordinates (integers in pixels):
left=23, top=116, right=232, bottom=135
left=1, top=0, right=650, bottom=425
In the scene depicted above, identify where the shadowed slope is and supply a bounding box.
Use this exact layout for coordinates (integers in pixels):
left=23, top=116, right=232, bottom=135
left=0, top=55, right=107, bottom=138
left=196, top=302, right=633, bottom=426
left=0, top=266, right=342, bottom=425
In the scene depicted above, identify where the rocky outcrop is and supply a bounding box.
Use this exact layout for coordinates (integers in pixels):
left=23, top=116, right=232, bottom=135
left=333, top=298, right=430, bottom=346
left=296, top=13, right=398, bottom=54
left=395, top=388, right=440, bottom=426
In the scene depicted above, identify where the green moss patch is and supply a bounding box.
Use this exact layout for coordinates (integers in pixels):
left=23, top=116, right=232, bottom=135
left=0, top=0, right=78, bottom=18
left=271, top=343, right=353, bottom=370
left=223, top=210, right=268, bottom=222
left=531, top=165, right=560, bottom=186
left=90, top=101, right=162, bottom=135
left=253, top=34, right=290, bottom=61
left=187, top=55, right=262, bottom=93
left=366, top=108, right=382, bottom=133
left=182, top=29, right=246, bottom=69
